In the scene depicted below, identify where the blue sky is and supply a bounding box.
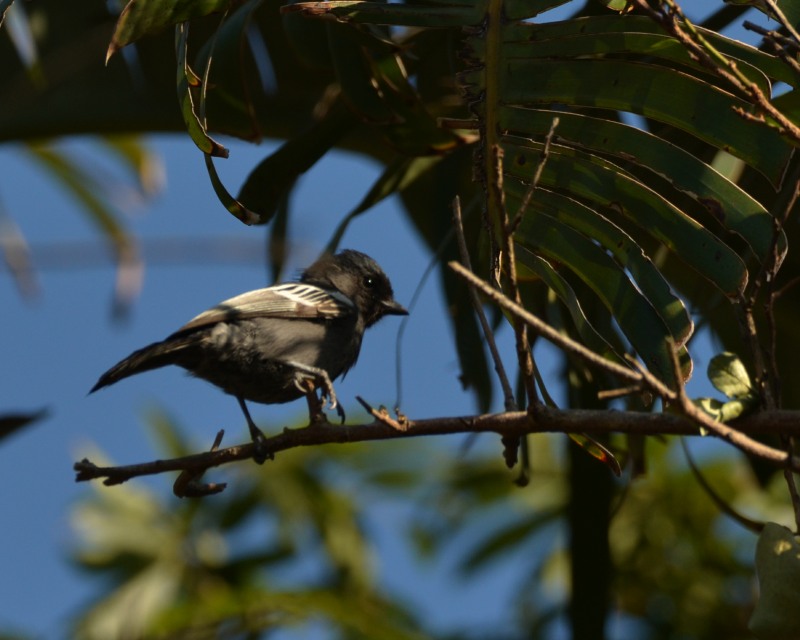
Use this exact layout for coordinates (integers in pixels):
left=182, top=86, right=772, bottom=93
left=0, top=1, right=775, bottom=636
left=2, top=136, right=543, bottom=637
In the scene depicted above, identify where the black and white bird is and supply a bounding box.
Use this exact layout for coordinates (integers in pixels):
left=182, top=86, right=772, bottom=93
left=90, top=250, right=408, bottom=459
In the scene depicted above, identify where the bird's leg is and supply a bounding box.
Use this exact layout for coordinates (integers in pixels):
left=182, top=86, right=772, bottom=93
left=287, top=361, right=346, bottom=424
left=236, top=396, right=271, bottom=464
left=301, top=379, right=328, bottom=426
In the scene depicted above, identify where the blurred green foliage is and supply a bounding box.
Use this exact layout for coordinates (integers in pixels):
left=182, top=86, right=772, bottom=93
left=65, top=414, right=792, bottom=639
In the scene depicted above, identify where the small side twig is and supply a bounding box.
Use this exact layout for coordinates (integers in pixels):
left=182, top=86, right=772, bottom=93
left=743, top=21, right=800, bottom=76
left=449, top=261, right=643, bottom=385
left=509, top=116, right=560, bottom=234
left=680, top=438, right=763, bottom=533
left=452, top=196, right=517, bottom=412
left=356, top=396, right=408, bottom=432
left=491, top=146, right=540, bottom=410
left=761, top=0, right=800, bottom=45
left=173, top=430, right=228, bottom=498
left=631, top=0, right=800, bottom=144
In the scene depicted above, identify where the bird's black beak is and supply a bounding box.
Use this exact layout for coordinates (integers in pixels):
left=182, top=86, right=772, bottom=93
left=382, top=299, right=409, bottom=316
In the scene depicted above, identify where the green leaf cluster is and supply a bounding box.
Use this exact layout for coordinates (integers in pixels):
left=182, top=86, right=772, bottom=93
left=692, top=352, right=759, bottom=424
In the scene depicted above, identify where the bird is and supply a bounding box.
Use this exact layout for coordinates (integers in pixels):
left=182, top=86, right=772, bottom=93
left=90, top=249, right=408, bottom=461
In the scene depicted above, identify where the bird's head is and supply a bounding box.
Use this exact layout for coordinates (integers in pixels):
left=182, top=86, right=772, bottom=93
left=302, top=250, right=408, bottom=327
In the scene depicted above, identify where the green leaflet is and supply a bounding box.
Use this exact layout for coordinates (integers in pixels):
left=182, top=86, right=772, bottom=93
left=463, top=58, right=791, bottom=185
left=326, top=155, right=444, bottom=252
left=194, top=0, right=265, bottom=142
left=512, top=206, right=679, bottom=385
left=499, top=16, right=797, bottom=88
left=510, top=186, right=693, bottom=346
left=499, top=108, right=785, bottom=266
left=750, top=523, right=800, bottom=639
left=517, top=251, right=626, bottom=361
left=503, top=139, right=748, bottom=297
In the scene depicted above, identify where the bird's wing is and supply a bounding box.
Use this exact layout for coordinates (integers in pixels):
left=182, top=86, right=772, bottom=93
left=177, top=283, right=355, bottom=333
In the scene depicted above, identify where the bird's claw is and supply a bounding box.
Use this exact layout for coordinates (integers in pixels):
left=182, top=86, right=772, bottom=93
left=251, top=430, right=272, bottom=465
left=291, top=364, right=344, bottom=423
left=318, top=383, right=345, bottom=424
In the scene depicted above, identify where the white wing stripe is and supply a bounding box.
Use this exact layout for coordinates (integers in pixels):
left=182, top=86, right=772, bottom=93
left=272, top=283, right=354, bottom=311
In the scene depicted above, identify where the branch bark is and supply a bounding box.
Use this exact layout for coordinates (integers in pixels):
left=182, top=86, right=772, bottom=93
left=74, top=407, right=800, bottom=494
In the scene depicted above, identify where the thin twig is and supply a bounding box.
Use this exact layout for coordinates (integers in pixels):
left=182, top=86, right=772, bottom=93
left=449, top=261, right=643, bottom=385
left=744, top=21, right=800, bottom=54
left=355, top=396, right=408, bottom=432
left=743, top=21, right=800, bottom=75
left=173, top=430, right=228, bottom=498
left=491, top=146, right=540, bottom=409
left=735, top=300, right=775, bottom=410
left=509, top=116, right=560, bottom=234
left=680, top=438, right=763, bottom=533
left=452, top=196, right=517, bottom=411
left=451, top=261, right=800, bottom=468
left=762, top=0, right=800, bottom=45
left=661, top=345, right=797, bottom=468
left=632, top=0, right=800, bottom=144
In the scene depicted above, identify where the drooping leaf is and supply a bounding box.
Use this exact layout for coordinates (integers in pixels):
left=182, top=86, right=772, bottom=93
left=460, top=509, right=562, bottom=574
left=204, top=153, right=260, bottom=225
left=518, top=253, right=625, bottom=362
left=567, top=433, right=622, bottom=476
left=174, top=22, right=229, bottom=158
left=108, top=0, right=232, bottom=62
left=708, top=351, right=754, bottom=399
left=464, top=57, right=791, bottom=186
left=512, top=186, right=694, bottom=345
left=0, top=409, right=47, bottom=443
left=498, top=16, right=797, bottom=90
left=238, top=103, right=356, bottom=225
left=282, top=1, right=484, bottom=28
left=505, top=141, right=749, bottom=296
left=750, top=522, right=800, bottom=640
left=25, top=142, right=144, bottom=312
left=193, top=0, right=266, bottom=142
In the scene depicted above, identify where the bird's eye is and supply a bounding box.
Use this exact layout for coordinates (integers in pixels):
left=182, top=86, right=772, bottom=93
left=363, top=276, right=376, bottom=288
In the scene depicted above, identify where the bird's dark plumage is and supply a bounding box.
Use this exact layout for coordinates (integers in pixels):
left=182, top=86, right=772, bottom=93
left=90, top=250, right=407, bottom=452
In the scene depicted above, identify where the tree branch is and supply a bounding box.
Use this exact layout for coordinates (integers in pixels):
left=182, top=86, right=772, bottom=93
left=449, top=261, right=800, bottom=469
left=74, top=407, right=800, bottom=493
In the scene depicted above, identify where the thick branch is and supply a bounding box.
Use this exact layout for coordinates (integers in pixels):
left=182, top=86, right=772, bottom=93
left=74, top=408, right=800, bottom=491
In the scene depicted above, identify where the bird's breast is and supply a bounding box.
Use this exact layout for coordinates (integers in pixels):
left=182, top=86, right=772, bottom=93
left=183, top=316, right=363, bottom=405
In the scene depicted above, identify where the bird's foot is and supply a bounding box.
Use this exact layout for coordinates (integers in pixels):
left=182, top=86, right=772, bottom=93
left=303, top=383, right=330, bottom=426
left=250, top=428, right=273, bottom=465
left=251, top=430, right=275, bottom=464
left=289, top=362, right=345, bottom=425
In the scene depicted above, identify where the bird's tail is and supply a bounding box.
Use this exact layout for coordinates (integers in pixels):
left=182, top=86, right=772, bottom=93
left=89, top=333, right=200, bottom=393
